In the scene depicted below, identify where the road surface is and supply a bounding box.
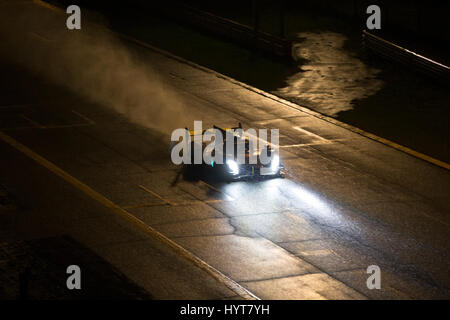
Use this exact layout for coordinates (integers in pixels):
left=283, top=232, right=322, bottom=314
left=0, top=0, right=449, bottom=299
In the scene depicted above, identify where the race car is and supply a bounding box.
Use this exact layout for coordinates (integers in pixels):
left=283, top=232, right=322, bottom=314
left=181, top=123, right=284, bottom=181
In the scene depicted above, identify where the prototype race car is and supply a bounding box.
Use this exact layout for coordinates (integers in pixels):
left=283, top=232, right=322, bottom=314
left=181, top=123, right=284, bottom=181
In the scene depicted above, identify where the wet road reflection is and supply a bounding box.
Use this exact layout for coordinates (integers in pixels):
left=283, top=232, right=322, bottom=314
left=221, top=177, right=348, bottom=229
left=275, top=32, right=384, bottom=116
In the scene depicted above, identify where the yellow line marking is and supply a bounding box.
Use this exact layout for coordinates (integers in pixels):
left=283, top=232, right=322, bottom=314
left=72, top=110, right=96, bottom=125
left=0, top=129, right=258, bottom=300
left=138, top=184, right=174, bottom=206
left=32, top=0, right=62, bottom=13
left=352, top=130, right=450, bottom=170
left=20, top=114, right=45, bottom=129
left=199, top=180, right=235, bottom=201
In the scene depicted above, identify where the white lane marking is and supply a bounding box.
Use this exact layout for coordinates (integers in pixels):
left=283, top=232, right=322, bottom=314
left=300, top=249, right=334, bottom=257
left=293, top=126, right=329, bottom=141
left=0, top=104, right=32, bottom=109
left=138, top=185, right=174, bottom=206
left=199, top=180, right=235, bottom=201
left=20, top=114, right=45, bottom=129
left=6, top=110, right=95, bottom=130
left=71, top=110, right=96, bottom=125
left=30, top=31, right=53, bottom=42
left=279, top=142, right=330, bottom=148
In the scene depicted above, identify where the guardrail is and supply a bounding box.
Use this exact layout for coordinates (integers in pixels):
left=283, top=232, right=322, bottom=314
left=148, top=1, right=292, bottom=59
left=362, top=30, right=450, bottom=83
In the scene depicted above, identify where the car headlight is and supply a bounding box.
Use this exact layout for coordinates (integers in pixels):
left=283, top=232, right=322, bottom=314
left=226, top=159, right=239, bottom=175
left=271, top=154, right=279, bottom=171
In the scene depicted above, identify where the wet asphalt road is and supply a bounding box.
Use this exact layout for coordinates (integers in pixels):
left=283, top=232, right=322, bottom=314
left=0, top=0, right=449, bottom=299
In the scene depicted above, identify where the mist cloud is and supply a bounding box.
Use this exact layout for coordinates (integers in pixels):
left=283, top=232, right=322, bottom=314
left=0, top=1, right=187, bottom=135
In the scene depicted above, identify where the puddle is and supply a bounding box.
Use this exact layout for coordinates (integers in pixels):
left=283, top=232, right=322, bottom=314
left=274, top=32, right=384, bottom=116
